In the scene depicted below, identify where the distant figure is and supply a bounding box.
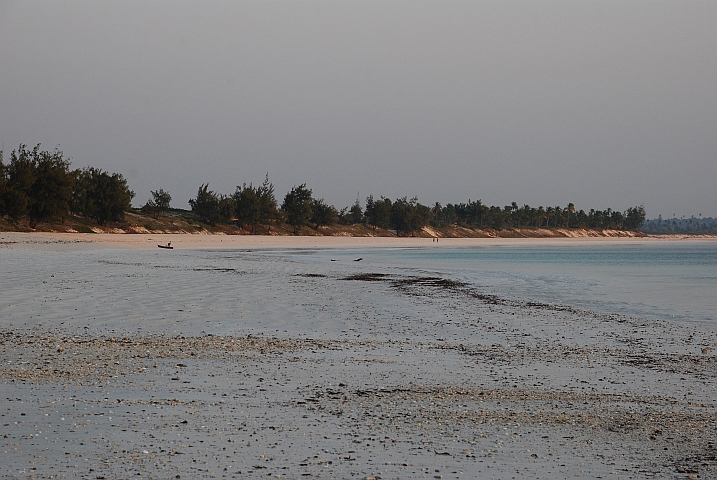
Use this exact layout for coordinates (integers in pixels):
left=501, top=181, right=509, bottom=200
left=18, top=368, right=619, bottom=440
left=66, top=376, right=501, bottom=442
left=168, top=242, right=171, bottom=247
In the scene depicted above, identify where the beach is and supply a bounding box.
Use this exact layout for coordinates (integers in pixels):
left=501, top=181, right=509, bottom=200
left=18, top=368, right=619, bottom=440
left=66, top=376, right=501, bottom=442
left=0, top=231, right=698, bottom=251
left=1, top=233, right=716, bottom=479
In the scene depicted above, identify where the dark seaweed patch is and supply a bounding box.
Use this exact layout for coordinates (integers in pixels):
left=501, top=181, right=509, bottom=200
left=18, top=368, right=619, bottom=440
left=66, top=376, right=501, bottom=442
left=341, top=273, right=390, bottom=281
left=193, top=267, right=238, bottom=272
left=391, top=276, right=465, bottom=289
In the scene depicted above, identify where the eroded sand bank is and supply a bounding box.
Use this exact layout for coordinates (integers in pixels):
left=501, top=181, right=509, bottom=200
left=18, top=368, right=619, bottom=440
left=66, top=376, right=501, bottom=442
left=1, top=235, right=715, bottom=479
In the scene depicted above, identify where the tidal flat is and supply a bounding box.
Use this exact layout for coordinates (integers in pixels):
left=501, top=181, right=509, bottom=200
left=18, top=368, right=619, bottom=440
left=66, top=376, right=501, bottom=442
left=1, top=234, right=716, bottom=479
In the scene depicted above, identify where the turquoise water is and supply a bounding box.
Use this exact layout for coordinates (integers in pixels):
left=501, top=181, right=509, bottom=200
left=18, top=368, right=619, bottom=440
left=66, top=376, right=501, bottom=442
left=318, top=242, right=717, bottom=325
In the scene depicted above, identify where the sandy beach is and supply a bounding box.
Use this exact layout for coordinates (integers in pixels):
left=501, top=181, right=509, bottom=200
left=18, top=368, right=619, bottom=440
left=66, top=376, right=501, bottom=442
left=1, top=234, right=716, bottom=479
left=1, top=231, right=707, bottom=251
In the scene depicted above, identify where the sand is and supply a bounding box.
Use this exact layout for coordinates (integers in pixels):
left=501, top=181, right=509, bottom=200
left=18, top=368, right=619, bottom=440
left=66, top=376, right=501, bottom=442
left=1, top=233, right=716, bottom=479
left=2, top=231, right=711, bottom=252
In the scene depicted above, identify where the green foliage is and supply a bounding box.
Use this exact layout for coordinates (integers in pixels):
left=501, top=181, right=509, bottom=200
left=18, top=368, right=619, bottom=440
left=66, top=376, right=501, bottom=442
left=2, top=145, right=35, bottom=220
left=340, top=196, right=364, bottom=225
left=310, top=198, right=337, bottom=229
left=642, top=215, right=717, bottom=234
left=281, top=184, right=313, bottom=233
left=257, top=175, right=278, bottom=227
left=217, top=195, right=235, bottom=224
left=486, top=206, right=503, bottom=229
left=389, top=197, right=432, bottom=235
left=364, top=195, right=392, bottom=229
left=565, top=202, right=575, bottom=228
left=143, top=188, right=172, bottom=219
left=0, top=142, right=650, bottom=234
left=0, top=144, right=75, bottom=226
left=623, top=205, right=646, bottom=230
left=72, top=167, right=135, bottom=226
left=27, top=149, right=75, bottom=227
left=234, top=174, right=278, bottom=233
left=433, top=199, right=487, bottom=227
left=189, top=184, right=222, bottom=225
left=424, top=200, right=640, bottom=231
left=234, top=183, right=261, bottom=228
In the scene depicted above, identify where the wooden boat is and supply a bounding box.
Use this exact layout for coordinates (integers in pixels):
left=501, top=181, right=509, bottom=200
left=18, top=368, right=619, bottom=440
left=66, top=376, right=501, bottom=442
left=158, top=243, right=173, bottom=249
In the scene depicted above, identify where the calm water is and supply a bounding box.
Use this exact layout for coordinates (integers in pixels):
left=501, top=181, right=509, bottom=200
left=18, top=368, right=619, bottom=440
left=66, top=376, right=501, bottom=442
left=315, top=241, right=717, bottom=325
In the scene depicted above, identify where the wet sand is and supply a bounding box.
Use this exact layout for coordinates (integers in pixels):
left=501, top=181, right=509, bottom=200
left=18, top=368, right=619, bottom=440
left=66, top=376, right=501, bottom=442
left=1, top=234, right=715, bottom=479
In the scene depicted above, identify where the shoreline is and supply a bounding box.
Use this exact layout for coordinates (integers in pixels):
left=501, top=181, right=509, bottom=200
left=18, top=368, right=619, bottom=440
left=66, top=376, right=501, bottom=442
left=2, top=231, right=715, bottom=251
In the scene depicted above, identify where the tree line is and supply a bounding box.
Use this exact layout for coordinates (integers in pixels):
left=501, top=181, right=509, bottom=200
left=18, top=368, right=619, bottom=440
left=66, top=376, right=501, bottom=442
left=0, top=144, right=646, bottom=233
left=642, top=215, right=717, bottom=234
left=187, top=179, right=646, bottom=234
left=0, top=145, right=134, bottom=226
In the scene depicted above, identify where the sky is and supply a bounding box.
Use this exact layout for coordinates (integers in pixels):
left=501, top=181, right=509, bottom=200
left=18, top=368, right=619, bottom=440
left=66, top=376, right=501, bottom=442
left=1, top=1, right=715, bottom=218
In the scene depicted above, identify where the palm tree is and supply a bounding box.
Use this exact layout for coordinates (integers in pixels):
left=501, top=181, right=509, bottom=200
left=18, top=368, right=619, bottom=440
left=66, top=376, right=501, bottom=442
left=537, top=206, right=546, bottom=227
left=546, top=206, right=554, bottom=227
left=432, top=202, right=443, bottom=225
left=566, top=203, right=575, bottom=228
left=504, top=205, right=514, bottom=228
left=521, top=204, right=531, bottom=227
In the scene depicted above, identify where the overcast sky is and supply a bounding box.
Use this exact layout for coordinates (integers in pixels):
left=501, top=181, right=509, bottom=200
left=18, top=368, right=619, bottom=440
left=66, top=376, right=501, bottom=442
left=1, top=1, right=715, bottom=218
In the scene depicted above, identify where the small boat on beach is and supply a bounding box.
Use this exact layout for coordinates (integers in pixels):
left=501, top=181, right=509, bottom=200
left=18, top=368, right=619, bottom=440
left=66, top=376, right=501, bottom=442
left=158, top=242, right=173, bottom=249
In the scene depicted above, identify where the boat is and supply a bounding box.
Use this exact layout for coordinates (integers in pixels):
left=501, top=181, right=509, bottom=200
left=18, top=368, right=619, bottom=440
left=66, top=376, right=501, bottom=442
left=158, top=243, right=173, bottom=249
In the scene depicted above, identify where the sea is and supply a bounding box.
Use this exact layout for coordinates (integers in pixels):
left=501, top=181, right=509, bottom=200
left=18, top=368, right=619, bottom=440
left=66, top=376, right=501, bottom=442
left=2, top=239, right=715, bottom=334
left=309, top=241, right=717, bottom=326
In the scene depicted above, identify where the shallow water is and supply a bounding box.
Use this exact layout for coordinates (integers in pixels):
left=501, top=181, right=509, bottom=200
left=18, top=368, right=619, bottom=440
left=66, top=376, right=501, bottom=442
left=312, top=241, right=717, bottom=325
left=3, top=241, right=714, bottom=334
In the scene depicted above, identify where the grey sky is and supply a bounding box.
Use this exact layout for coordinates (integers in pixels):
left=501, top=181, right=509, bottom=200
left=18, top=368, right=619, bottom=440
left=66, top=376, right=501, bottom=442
left=1, top=1, right=715, bottom=218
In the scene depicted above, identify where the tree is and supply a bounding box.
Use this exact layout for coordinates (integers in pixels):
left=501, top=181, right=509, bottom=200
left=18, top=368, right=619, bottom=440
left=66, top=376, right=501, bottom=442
left=341, top=195, right=364, bottom=225
left=143, top=189, right=172, bottom=219
left=72, top=167, right=135, bottom=225
left=257, top=174, right=278, bottom=229
left=310, top=198, right=337, bottom=229
left=611, top=209, right=624, bottom=229
left=234, top=175, right=277, bottom=233
left=0, top=145, right=76, bottom=226
left=2, top=145, right=36, bottom=221
left=489, top=206, right=505, bottom=229
left=217, top=195, right=235, bottom=224
left=553, top=206, right=563, bottom=227
left=234, top=183, right=261, bottom=231
left=623, top=205, right=646, bottom=230
left=545, top=206, right=554, bottom=227
left=430, top=202, right=443, bottom=226
left=365, top=195, right=392, bottom=229
left=281, top=184, right=313, bottom=234
left=188, top=184, right=222, bottom=225
left=27, top=147, right=75, bottom=227
left=466, top=199, right=484, bottom=227
left=389, top=197, right=432, bottom=235
left=503, top=205, right=513, bottom=228
left=565, top=202, right=575, bottom=228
